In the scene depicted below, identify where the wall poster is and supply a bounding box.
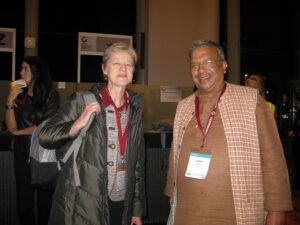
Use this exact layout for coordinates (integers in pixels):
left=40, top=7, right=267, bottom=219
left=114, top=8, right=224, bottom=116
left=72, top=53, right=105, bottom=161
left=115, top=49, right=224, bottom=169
left=0, top=28, right=16, bottom=80
left=77, top=32, right=132, bottom=83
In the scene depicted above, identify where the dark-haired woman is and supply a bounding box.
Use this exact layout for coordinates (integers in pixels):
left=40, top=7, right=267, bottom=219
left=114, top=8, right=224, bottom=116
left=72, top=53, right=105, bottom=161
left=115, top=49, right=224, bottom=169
left=5, top=56, right=59, bottom=225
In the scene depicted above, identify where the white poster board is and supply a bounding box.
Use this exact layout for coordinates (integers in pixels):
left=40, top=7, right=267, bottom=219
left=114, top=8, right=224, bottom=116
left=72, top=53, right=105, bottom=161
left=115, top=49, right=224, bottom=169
left=77, top=32, right=132, bottom=83
left=0, top=28, right=16, bottom=80
left=160, top=86, right=182, bottom=102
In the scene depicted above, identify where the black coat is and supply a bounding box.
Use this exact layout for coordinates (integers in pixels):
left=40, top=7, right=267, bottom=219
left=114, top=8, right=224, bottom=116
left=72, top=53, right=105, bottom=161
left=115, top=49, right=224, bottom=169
left=39, top=84, right=146, bottom=225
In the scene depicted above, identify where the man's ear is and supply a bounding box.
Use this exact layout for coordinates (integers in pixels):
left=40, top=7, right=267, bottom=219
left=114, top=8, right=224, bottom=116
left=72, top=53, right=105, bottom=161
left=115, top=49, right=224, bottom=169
left=223, top=61, right=228, bottom=73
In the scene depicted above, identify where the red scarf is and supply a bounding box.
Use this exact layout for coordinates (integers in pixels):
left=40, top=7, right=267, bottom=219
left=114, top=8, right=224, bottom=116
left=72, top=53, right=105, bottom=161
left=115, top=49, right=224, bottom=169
left=99, top=85, right=129, bottom=158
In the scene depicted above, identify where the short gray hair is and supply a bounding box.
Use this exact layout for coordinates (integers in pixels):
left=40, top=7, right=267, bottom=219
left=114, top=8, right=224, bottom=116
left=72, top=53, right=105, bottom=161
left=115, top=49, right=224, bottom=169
left=188, top=40, right=225, bottom=63
left=102, top=42, right=138, bottom=66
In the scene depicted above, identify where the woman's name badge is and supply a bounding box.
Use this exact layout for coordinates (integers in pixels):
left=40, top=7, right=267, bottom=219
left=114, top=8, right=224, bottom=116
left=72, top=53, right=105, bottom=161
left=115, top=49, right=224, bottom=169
left=185, top=152, right=212, bottom=179
left=116, top=166, right=126, bottom=191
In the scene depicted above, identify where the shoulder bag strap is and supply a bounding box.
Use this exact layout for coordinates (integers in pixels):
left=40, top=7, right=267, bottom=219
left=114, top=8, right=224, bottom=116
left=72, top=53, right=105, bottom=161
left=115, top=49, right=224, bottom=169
left=60, top=91, right=97, bottom=186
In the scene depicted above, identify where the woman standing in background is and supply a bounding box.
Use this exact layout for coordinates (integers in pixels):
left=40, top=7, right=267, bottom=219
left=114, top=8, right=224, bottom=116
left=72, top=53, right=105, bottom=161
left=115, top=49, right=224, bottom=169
left=5, top=56, right=59, bottom=225
left=245, top=74, right=276, bottom=115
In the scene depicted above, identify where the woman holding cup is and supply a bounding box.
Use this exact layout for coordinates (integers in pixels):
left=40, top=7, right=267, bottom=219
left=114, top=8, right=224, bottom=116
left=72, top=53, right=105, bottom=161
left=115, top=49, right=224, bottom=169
left=5, top=56, right=59, bottom=225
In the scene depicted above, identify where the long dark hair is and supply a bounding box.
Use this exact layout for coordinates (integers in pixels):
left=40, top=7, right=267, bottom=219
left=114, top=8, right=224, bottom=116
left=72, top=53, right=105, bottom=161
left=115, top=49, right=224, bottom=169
left=24, top=56, right=53, bottom=113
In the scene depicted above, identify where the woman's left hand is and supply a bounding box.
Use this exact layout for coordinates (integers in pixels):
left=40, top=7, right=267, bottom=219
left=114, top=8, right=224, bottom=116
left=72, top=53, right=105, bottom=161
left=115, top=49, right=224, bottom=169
left=131, top=216, right=142, bottom=225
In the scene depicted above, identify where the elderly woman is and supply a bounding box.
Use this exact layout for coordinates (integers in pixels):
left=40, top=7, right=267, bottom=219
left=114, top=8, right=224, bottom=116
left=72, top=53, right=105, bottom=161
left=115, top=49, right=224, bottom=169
left=39, top=42, right=146, bottom=225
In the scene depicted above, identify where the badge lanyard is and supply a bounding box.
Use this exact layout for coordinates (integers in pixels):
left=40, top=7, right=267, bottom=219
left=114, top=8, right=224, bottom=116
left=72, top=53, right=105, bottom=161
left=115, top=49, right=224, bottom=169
left=195, top=84, right=226, bottom=147
left=110, top=93, right=129, bottom=161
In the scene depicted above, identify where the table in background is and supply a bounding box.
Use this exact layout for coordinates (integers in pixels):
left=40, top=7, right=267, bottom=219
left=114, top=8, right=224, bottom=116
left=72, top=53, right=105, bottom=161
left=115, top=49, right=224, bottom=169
left=143, top=131, right=172, bottom=224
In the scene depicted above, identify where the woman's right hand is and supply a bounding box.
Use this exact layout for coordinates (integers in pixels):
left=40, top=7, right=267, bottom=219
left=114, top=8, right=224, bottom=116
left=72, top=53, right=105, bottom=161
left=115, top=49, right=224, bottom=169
left=5, top=84, right=25, bottom=135
left=7, top=84, right=24, bottom=105
left=69, top=102, right=101, bottom=136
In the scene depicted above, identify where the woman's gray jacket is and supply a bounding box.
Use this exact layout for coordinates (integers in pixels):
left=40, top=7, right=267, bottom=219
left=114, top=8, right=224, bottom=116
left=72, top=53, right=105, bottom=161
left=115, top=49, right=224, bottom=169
left=39, top=84, right=146, bottom=225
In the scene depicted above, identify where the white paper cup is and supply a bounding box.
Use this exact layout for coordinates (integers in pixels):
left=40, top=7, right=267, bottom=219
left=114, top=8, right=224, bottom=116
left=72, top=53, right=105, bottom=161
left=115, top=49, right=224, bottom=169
left=10, top=79, right=27, bottom=88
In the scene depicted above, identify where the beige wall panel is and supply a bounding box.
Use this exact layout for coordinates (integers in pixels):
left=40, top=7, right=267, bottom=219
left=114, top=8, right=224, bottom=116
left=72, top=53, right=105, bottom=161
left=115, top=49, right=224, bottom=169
left=148, top=0, right=219, bottom=86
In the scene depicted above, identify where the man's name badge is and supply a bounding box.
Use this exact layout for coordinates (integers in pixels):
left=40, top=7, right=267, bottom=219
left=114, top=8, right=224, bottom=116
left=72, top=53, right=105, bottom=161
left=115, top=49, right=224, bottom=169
left=185, top=152, right=212, bottom=179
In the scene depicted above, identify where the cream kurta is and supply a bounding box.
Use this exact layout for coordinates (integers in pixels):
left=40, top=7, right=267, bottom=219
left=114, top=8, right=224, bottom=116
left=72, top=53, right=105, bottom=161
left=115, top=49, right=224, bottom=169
left=165, top=83, right=292, bottom=225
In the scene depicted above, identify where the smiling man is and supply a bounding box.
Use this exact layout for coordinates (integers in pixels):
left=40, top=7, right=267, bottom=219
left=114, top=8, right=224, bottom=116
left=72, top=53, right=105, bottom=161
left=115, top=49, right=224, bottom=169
left=164, top=40, right=292, bottom=225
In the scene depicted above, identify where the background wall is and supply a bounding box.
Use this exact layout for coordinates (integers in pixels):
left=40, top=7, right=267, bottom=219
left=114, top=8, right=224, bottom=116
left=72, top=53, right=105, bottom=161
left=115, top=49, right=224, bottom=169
left=1, top=0, right=220, bottom=130
left=147, top=0, right=219, bottom=86
left=0, top=81, right=193, bottom=131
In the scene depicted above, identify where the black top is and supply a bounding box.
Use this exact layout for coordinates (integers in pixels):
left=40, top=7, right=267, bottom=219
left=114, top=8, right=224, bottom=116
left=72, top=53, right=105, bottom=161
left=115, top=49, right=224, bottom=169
left=13, top=89, right=59, bottom=152
left=293, top=110, right=300, bottom=136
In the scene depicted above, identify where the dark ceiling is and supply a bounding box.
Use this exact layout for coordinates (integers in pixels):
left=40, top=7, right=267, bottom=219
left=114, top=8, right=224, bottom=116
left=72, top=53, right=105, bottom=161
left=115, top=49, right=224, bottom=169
left=240, top=0, right=299, bottom=101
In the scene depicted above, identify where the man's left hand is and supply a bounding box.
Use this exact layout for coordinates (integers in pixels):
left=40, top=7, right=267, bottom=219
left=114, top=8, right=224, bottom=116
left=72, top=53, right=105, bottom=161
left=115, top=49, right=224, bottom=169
left=265, top=211, right=286, bottom=225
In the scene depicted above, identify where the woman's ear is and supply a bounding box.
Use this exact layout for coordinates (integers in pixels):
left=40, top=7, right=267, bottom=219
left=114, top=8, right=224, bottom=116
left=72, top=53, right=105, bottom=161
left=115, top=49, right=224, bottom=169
left=101, top=64, right=106, bottom=75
